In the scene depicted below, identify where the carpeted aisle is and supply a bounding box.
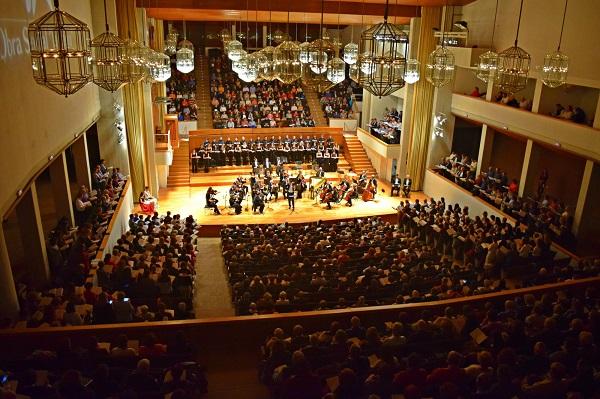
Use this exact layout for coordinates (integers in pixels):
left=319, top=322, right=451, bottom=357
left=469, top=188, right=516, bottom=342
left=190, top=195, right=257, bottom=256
left=194, top=237, right=235, bottom=318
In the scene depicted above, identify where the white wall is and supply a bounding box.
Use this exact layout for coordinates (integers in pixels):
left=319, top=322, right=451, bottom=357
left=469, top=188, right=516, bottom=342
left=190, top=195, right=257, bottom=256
left=461, top=0, right=600, bottom=87
left=0, top=0, right=101, bottom=215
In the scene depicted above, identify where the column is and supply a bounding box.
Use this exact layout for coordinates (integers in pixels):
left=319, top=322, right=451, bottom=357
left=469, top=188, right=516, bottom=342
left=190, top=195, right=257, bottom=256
left=0, top=227, right=19, bottom=318
left=572, top=160, right=594, bottom=234
left=405, top=6, right=442, bottom=190
left=15, top=183, right=50, bottom=286
left=593, top=98, right=600, bottom=129
left=360, top=90, right=372, bottom=130
left=531, top=79, right=543, bottom=113
left=71, top=133, right=92, bottom=190
left=476, top=124, right=494, bottom=175
left=48, top=153, right=75, bottom=226
left=518, top=139, right=533, bottom=197
left=116, top=0, right=150, bottom=199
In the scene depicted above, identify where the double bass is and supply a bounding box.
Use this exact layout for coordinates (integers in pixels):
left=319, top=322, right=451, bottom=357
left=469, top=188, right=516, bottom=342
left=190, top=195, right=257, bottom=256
left=362, top=180, right=375, bottom=202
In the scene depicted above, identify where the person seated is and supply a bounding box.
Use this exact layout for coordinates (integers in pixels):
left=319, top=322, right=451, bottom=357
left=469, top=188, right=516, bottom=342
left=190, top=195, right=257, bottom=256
left=139, top=187, right=158, bottom=213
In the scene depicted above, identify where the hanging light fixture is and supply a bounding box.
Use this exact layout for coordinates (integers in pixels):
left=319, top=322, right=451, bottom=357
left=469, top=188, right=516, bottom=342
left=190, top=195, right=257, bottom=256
left=425, top=4, right=454, bottom=88
left=238, top=53, right=259, bottom=82
left=495, top=0, right=530, bottom=94
left=152, top=51, right=171, bottom=82
left=121, top=3, right=145, bottom=84
left=227, top=12, right=245, bottom=61
left=164, top=23, right=178, bottom=55
left=475, top=0, right=499, bottom=83
left=219, top=26, right=232, bottom=43
left=308, top=0, right=335, bottom=76
left=299, top=16, right=311, bottom=64
left=272, top=29, right=285, bottom=44
left=403, top=2, right=420, bottom=84
left=176, top=21, right=194, bottom=73
left=90, top=0, right=127, bottom=92
left=327, top=0, right=346, bottom=85
left=28, top=0, right=92, bottom=97
left=259, top=1, right=277, bottom=80
left=404, top=59, right=420, bottom=84
left=359, top=0, right=408, bottom=96
left=274, top=1, right=302, bottom=84
left=251, top=0, right=266, bottom=83
left=541, top=0, right=569, bottom=88
left=343, top=24, right=359, bottom=65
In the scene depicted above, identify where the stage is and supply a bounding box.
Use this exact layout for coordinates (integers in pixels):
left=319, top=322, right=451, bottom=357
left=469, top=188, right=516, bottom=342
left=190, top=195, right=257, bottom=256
left=154, top=183, right=427, bottom=236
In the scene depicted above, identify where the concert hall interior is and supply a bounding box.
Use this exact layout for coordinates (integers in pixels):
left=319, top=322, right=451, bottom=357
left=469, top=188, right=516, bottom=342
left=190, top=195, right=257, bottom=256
left=1, top=0, right=600, bottom=398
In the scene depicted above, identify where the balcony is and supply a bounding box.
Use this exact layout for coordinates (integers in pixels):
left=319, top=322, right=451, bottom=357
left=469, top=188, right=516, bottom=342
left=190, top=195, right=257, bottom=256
left=451, top=94, right=600, bottom=161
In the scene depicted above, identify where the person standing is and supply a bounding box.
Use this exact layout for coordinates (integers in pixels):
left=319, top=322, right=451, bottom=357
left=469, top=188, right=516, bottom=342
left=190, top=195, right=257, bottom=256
left=286, top=182, right=296, bottom=210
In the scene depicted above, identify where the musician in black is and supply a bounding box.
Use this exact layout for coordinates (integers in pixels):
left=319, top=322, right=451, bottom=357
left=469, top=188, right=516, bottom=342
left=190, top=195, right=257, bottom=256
left=369, top=176, right=378, bottom=198
left=206, top=187, right=220, bottom=215
left=316, top=166, right=325, bottom=178
left=402, top=174, right=412, bottom=198
left=296, top=172, right=306, bottom=199
left=286, top=182, right=295, bottom=210
left=191, top=148, right=200, bottom=173
left=202, top=149, right=211, bottom=173
left=391, top=174, right=401, bottom=196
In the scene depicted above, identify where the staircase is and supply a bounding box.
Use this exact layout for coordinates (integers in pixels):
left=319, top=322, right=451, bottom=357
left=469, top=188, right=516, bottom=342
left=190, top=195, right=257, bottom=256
left=167, top=141, right=190, bottom=187
left=343, top=134, right=377, bottom=177
left=303, top=85, right=328, bottom=127
left=195, top=54, right=213, bottom=129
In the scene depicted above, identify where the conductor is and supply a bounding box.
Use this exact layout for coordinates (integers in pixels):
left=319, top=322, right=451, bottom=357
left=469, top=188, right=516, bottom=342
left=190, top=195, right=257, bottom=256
left=286, top=182, right=295, bottom=210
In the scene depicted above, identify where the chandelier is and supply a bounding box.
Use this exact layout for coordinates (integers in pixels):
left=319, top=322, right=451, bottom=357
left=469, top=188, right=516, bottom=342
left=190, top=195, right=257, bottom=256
left=272, top=29, right=285, bottom=44
left=90, top=0, right=127, bottom=92
left=404, top=59, right=420, bottom=84
left=327, top=57, right=346, bottom=84
left=274, top=41, right=302, bottom=84
left=227, top=40, right=244, bottom=61
left=541, top=0, right=570, bottom=88
left=303, top=65, right=335, bottom=92
left=309, top=38, right=335, bottom=74
left=152, top=51, right=171, bottom=82
left=122, top=38, right=145, bottom=83
left=344, top=42, right=359, bottom=65
left=299, top=20, right=311, bottom=64
left=349, top=64, right=359, bottom=83
left=495, top=0, right=530, bottom=94
left=359, top=0, right=408, bottom=96
left=475, top=0, right=499, bottom=83
left=164, top=25, right=178, bottom=56
left=425, top=46, right=454, bottom=87
left=238, top=53, right=259, bottom=82
left=259, top=46, right=276, bottom=80
left=28, top=0, right=92, bottom=97
left=219, top=27, right=232, bottom=43
left=176, top=21, right=194, bottom=74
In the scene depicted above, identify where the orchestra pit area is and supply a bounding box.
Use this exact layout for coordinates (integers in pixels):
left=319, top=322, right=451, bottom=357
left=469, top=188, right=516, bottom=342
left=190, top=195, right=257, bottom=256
left=1, top=0, right=600, bottom=398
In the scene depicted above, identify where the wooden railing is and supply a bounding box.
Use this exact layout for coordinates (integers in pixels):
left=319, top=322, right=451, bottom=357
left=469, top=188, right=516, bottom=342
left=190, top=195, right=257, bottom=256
left=1, top=276, right=597, bottom=358
left=93, top=180, right=133, bottom=262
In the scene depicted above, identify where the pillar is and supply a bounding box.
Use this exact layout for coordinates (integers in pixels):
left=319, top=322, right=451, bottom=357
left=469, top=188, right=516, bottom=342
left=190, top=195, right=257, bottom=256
left=116, top=0, right=150, bottom=199
left=71, top=133, right=92, bottom=190
left=476, top=124, right=494, bottom=175
left=15, top=183, right=50, bottom=286
left=0, top=227, right=19, bottom=319
left=405, top=6, right=442, bottom=190
left=518, top=139, right=533, bottom=197
left=48, top=153, right=75, bottom=226
left=531, top=79, right=543, bottom=114
left=593, top=98, right=600, bottom=129
left=572, top=160, right=594, bottom=234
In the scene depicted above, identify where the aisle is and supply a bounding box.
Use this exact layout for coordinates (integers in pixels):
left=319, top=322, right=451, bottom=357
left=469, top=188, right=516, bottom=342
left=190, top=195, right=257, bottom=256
left=193, top=238, right=235, bottom=318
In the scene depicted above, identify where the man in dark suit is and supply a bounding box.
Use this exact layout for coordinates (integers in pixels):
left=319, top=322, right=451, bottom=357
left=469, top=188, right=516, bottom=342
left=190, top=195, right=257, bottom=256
left=286, top=182, right=295, bottom=210
left=391, top=174, right=401, bottom=196
left=316, top=167, right=325, bottom=178
left=402, top=174, right=412, bottom=198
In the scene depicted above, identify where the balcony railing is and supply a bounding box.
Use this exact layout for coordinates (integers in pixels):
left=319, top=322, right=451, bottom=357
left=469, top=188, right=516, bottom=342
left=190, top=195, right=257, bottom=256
left=451, top=94, right=600, bottom=161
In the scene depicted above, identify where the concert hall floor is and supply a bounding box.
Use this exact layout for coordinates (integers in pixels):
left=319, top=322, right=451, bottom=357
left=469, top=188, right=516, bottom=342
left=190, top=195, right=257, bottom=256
left=154, top=183, right=427, bottom=236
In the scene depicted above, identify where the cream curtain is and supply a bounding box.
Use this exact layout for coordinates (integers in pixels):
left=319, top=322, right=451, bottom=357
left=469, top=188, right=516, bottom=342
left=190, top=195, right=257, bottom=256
left=116, top=0, right=149, bottom=200
left=406, top=7, right=441, bottom=191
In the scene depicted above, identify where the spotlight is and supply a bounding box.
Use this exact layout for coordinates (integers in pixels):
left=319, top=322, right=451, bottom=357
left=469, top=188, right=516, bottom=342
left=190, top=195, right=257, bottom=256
left=113, top=103, right=122, bottom=112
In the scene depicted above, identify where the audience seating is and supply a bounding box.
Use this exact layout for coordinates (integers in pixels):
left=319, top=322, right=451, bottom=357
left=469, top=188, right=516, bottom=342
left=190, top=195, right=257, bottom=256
left=319, top=79, right=359, bottom=121
left=209, top=52, right=315, bottom=129
left=258, top=284, right=599, bottom=399
left=167, top=68, right=198, bottom=121
left=434, top=152, right=574, bottom=247
left=14, top=212, right=199, bottom=329
left=221, top=199, right=599, bottom=316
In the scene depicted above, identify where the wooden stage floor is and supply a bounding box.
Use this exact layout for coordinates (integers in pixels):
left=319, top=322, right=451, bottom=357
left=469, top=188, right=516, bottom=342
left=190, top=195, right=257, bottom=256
left=155, top=181, right=427, bottom=233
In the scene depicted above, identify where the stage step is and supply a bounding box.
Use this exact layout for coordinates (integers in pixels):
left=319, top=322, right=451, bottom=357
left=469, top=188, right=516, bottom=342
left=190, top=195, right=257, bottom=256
left=167, top=141, right=190, bottom=187
left=342, top=134, right=377, bottom=177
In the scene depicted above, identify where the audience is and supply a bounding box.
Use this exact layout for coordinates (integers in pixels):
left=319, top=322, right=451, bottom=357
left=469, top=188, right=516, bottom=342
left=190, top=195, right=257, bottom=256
left=258, top=285, right=599, bottom=398
left=495, top=91, right=531, bottom=111
left=436, top=152, right=574, bottom=246
left=368, top=108, right=402, bottom=144
left=320, top=79, right=359, bottom=121
left=551, top=103, right=588, bottom=125
left=14, top=212, right=199, bottom=328
left=0, top=331, right=207, bottom=398
left=167, top=68, right=198, bottom=121
left=221, top=202, right=598, bottom=315
left=209, top=52, right=315, bottom=128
